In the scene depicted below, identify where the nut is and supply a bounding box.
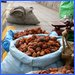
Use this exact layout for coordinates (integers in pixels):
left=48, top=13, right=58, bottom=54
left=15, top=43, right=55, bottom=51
left=32, top=52, right=37, bottom=57
left=36, top=51, right=40, bottom=56
left=40, top=51, right=45, bottom=56
left=42, top=44, right=48, bottom=49
left=36, top=47, right=41, bottom=51
left=28, top=47, right=34, bottom=53
left=25, top=51, right=31, bottom=56
left=16, top=35, right=60, bottom=57
left=44, top=49, right=50, bottom=54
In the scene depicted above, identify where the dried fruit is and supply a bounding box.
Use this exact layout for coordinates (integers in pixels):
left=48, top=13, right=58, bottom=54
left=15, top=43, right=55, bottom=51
left=42, top=44, right=48, bottom=49
left=61, top=68, right=67, bottom=74
left=32, top=52, right=37, bottom=57
left=28, top=48, right=34, bottom=53
left=55, top=42, right=60, bottom=47
left=25, top=51, right=31, bottom=56
left=16, top=35, right=60, bottom=57
left=14, top=27, right=48, bottom=39
left=36, top=47, right=41, bottom=51
left=45, top=36, right=50, bottom=42
left=44, top=49, right=50, bottom=54
left=66, top=70, right=71, bottom=73
left=35, top=66, right=74, bottom=74
left=36, top=51, right=40, bottom=56
left=40, top=51, right=45, bottom=56
left=37, top=37, right=46, bottom=42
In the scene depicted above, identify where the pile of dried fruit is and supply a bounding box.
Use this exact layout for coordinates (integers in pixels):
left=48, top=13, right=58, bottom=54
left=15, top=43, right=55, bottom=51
left=15, top=35, right=60, bottom=57
left=14, top=27, right=48, bottom=39
left=35, top=66, right=74, bottom=74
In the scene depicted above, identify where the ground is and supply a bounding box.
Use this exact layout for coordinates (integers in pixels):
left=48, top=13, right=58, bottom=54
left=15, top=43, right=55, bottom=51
left=2, top=1, right=60, bottom=32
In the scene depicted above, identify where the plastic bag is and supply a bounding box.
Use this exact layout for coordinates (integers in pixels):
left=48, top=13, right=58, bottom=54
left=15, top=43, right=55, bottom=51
left=59, top=1, right=74, bottom=19
left=1, top=34, right=63, bottom=74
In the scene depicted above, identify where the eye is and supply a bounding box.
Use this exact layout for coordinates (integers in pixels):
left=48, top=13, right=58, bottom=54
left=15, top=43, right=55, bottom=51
left=13, top=11, right=23, bottom=17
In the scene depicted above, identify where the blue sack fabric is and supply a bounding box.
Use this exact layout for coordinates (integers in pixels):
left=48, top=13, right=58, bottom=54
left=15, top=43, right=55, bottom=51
left=2, top=30, right=23, bottom=52
left=1, top=34, right=63, bottom=74
left=2, top=30, right=14, bottom=52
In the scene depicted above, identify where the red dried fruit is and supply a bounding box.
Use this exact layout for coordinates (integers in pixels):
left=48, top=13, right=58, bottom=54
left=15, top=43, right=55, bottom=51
left=42, top=44, right=48, bottom=49
left=16, top=35, right=60, bottom=57
left=71, top=68, right=74, bottom=73
left=32, top=35, right=37, bottom=39
left=28, top=47, right=34, bottom=53
left=44, top=49, right=50, bottom=54
left=40, top=70, right=48, bottom=74
left=65, top=65, right=72, bottom=70
left=29, top=30, right=33, bottom=34
left=36, top=66, right=74, bottom=74
left=37, top=37, right=46, bottom=42
left=18, top=47, right=24, bottom=52
left=53, top=47, right=58, bottom=51
left=36, top=51, right=40, bottom=56
left=36, top=47, right=41, bottom=51
left=28, top=46, right=34, bottom=49
left=37, top=30, right=42, bottom=34
left=55, top=42, right=60, bottom=47
left=15, top=40, right=20, bottom=47
left=66, top=70, right=71, bottom=73
left=52, top=68, right=58, bottom=72
left=45, top=36, right=50, bottom=42
left=37, top=27, right=41, bottom=30
left=50, top=72, right=55, bottom=74
left=19, top=44, right=25, bottom=49
left=61, top=68, right=67, bottom=74
left=28, top=42, right=34, bottom=46
left=25, top=51, right=31, bottom=56
left=32, top=52, right=37, bottom=57
left=48, top=40, right=55, bottom=45
left=32, top=42, right=37, bottom=47
left=37, top=42, right=43, bottom=47
left=14, top=28, right=48, bottom=39
left=40, top=51, right=45, bottom=56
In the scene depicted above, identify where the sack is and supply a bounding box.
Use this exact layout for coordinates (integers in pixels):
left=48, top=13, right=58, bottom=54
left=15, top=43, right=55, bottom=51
left=2, top=30, right=61, bottom=52
left=2, top=30, right=14, bottom=52
left=59, top=1, right=74, bottom=19
left=7, top=6, right=40, bottom=25
left=1, top=34, right=63, bottom=74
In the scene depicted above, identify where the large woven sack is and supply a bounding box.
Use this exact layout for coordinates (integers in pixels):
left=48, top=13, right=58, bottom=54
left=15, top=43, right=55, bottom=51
left=7, top=6, right=40, bottom=25
left=1, top=34, right=63, bottom=74
left=2, top=30, right=61, bottom=52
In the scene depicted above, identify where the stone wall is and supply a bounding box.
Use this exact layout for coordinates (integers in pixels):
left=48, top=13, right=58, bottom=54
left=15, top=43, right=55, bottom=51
left=38, top=2, right=60, bottom=12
